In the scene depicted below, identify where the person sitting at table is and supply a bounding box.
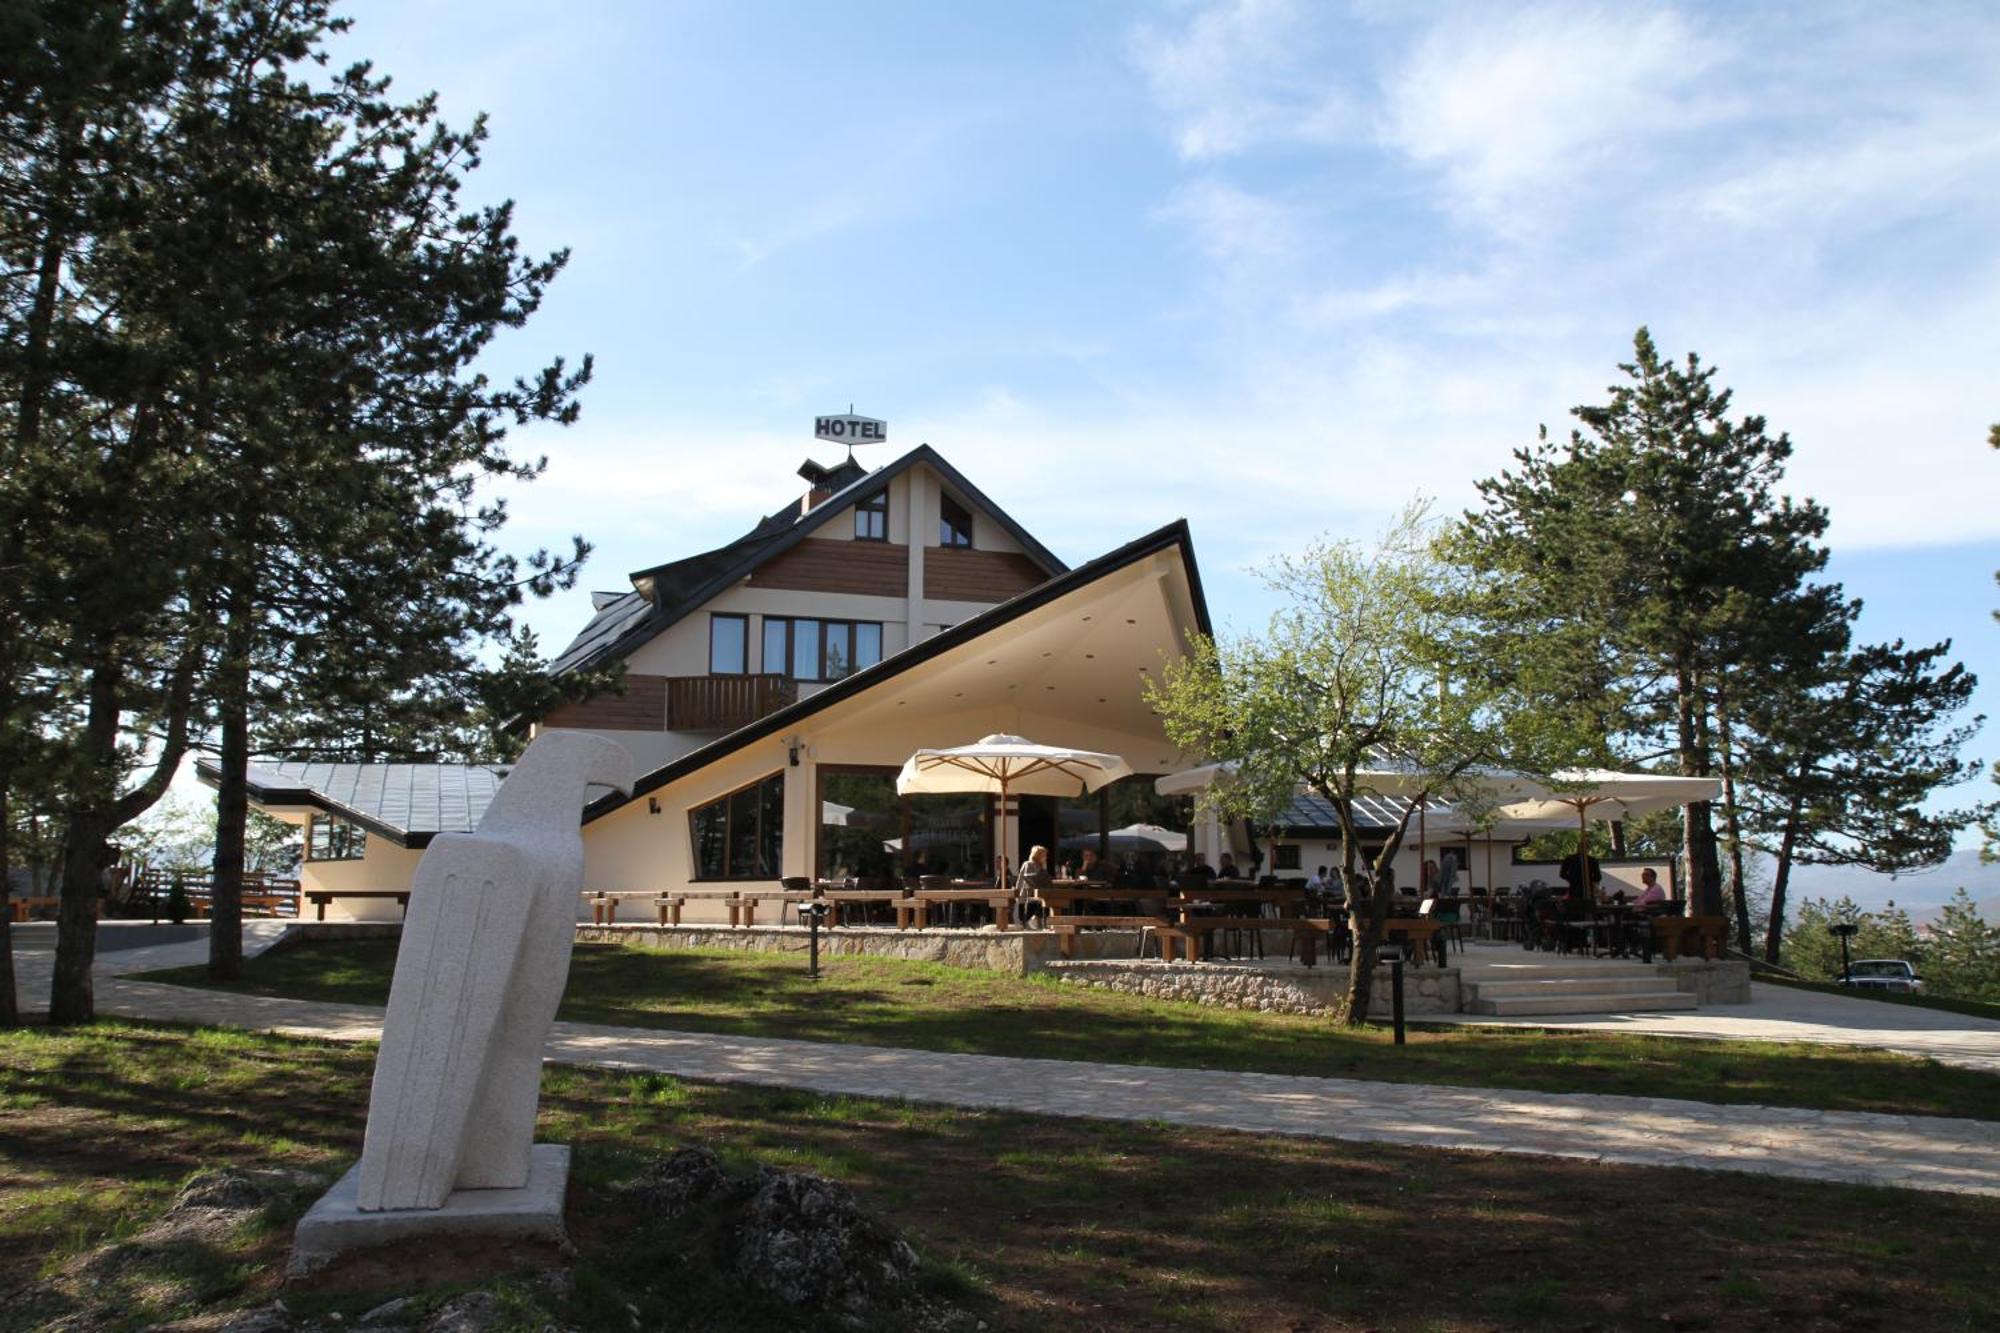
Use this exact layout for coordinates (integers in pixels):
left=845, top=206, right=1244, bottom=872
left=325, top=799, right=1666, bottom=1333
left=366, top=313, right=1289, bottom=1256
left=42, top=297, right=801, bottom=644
left=1078, top=847, right=1111, bottom=882
left=1216, top=852, right=1242, bottom=880
left=1633, top=867, right=1668, bottom=910
left=1306, top=865, right=1330, bottom=891
left=1181, top=852, right=1216, bottom=886
left=1016, top=844, right=1053, bottom=926
left=1421, top=859, right=1441, bottom=895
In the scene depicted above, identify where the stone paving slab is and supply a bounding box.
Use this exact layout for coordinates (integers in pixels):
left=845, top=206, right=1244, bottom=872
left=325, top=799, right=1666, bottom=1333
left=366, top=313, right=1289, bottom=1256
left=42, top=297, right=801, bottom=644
left=10, top=934, right=2000, bottom=1198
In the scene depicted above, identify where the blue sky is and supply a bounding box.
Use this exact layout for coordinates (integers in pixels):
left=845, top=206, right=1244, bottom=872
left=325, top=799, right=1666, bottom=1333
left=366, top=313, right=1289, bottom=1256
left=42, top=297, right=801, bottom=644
left=327, top=1, right=2000, bottom=832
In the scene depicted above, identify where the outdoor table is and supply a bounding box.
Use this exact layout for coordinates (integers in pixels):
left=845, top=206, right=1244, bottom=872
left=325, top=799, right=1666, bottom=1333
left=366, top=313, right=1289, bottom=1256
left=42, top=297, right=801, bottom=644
left=1171, top=886, right=1308, bottom=918
left=1042, top=884, right=1156, bottom=918
left=813, top=886, right=909, bottom=927
left=1382, top=917, right=1446, bottom=968
left=1586, top=903, right=1654, bottom=959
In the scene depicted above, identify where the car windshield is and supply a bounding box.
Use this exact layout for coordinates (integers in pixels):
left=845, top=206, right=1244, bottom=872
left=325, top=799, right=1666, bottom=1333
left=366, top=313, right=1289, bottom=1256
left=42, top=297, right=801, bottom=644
left=1848, top=961, right=1909, bottom=979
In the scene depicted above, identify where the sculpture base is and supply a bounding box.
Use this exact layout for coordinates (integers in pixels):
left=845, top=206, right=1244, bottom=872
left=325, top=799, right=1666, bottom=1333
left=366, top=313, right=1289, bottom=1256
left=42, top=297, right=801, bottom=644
left=289, top=1144, right=570, bottom=1278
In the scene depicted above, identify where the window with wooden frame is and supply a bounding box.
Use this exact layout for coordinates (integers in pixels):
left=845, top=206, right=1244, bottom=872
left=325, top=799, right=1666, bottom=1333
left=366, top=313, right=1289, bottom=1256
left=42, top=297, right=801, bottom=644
left=689, top=772, right=784, bottom=881
left=306, top=814, right=367, bottom=862
left=938, top=492, right=973, bottom=548
left=709, top=613, right=748, bottom=674
left=761, top=618, right=883, bottom=682
left=1273, top=844, right=1302, bottom=871
left=853, top=489, right=888, bottom=541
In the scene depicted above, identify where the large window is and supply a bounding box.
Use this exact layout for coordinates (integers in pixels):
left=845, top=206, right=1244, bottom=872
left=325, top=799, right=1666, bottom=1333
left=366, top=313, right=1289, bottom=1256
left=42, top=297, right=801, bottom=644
left=306, top=814, right=366, bottom=862
left=854, top=489, right=888, bottom=541
left=709, top=613, right=748, bottom=674
left=763, top=618, right=882, bottom=682
left=690, top=772, right=784, bottom=880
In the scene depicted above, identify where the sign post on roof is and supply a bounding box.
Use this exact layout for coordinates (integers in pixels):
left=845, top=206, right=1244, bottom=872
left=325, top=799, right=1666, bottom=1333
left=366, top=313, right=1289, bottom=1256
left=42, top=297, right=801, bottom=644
left=814, top=411, right=887, bottom=447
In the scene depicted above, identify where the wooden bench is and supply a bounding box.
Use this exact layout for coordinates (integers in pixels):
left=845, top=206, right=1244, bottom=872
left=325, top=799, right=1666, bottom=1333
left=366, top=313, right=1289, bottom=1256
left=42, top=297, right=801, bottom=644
left=306, top=890, right=410, bottom=922
left=1052, top=914, right=1171, bottom=959
left=582, top=891, right=660, bottom=925
left=898, top=890, right=1016, bottom=930
left=7, top=896, right=59, bottom=923
left=655, top=895, right=687, bottom=926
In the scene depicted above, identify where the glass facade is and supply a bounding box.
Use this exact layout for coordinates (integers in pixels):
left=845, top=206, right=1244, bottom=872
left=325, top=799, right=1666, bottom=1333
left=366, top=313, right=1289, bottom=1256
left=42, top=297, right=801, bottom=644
left=306, top=814, right=367, bottom=862
left=690, top=772, right=783, bottom=880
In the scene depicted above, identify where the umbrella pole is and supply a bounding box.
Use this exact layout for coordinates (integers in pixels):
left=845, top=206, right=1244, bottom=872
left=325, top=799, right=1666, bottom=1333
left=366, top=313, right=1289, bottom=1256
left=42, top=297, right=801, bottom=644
left=999, top=776, right=1010, bottom=891
left=1579, top=803, right=1590, bottom=902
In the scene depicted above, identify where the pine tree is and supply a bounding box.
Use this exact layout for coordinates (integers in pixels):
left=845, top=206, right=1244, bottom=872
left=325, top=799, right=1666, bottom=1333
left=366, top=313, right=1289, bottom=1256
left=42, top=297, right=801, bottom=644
left=1456, top=329, right=1837, bottom=919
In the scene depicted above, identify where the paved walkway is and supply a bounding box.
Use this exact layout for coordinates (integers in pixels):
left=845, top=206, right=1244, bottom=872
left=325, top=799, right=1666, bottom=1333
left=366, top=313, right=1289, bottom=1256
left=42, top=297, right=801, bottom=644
left=1430, top=982, right=2000, bottom=1074
left=10, top=926, right=2000, bottom=1198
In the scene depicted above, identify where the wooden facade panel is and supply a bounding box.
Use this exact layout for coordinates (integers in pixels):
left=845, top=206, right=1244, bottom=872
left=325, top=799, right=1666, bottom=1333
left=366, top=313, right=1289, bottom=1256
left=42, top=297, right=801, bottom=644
left=923, top=547, right=1047, bottom=603
left=748, top=538, right=907, bottom=597
left=541, top=673, right=667, bottom=731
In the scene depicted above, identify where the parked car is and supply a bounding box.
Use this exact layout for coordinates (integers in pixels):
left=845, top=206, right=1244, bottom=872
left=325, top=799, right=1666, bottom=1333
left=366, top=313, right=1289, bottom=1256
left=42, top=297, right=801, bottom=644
left=1837, top=959, right=1924, bottom=994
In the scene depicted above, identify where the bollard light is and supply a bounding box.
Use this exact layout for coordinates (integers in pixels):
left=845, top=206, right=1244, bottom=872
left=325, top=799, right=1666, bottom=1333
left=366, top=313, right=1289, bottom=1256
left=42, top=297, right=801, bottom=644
left=1829, top=921, right=1859, bottom=984
left=1381, top=945, right=1408, bottom=1046
left=799, top=899, right=831, bottom=981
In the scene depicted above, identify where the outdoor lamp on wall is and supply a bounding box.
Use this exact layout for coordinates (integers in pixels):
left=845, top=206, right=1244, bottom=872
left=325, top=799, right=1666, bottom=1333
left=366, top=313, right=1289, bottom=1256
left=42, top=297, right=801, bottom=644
left=789, top=743, right=800, bottom=767
left=647, top=797, right=660, bottom=815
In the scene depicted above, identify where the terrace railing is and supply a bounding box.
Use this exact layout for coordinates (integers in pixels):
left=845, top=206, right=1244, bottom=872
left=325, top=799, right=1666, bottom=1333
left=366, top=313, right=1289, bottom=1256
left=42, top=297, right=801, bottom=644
left=665, top=673, right=798, bottom=732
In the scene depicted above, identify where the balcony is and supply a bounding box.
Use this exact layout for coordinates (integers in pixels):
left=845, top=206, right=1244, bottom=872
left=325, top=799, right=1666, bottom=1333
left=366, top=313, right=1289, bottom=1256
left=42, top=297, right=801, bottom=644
left=666, top=673, right=798, bottom=732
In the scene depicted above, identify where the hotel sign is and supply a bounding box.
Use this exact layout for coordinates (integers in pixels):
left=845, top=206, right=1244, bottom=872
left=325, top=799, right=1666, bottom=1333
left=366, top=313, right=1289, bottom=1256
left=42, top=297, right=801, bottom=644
left=814, top=413, right=887, bottom=446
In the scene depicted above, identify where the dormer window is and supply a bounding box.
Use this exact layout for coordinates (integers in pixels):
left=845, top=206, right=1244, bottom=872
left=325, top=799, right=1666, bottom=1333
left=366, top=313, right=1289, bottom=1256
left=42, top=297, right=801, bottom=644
left=939, top=493, right=973, bottom=548
left=854, top=490, right=888, bottom=541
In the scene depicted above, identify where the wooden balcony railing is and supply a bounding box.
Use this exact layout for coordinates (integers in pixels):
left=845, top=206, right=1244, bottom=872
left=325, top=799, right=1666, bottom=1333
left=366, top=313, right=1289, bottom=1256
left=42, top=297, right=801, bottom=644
left=666, top=673, right=798, bottom=732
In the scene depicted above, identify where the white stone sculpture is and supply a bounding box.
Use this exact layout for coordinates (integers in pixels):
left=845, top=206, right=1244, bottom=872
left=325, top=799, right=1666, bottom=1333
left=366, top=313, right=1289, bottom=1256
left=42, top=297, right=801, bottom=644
left=291, top=731, right=632, bottom=1271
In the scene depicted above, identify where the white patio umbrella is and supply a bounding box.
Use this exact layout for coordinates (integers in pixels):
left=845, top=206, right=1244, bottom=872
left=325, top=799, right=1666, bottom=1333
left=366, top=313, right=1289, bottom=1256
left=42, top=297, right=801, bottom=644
left=898, top=734, right=1132, bottom=888
left=1490, top=769, right=1721, bottom=894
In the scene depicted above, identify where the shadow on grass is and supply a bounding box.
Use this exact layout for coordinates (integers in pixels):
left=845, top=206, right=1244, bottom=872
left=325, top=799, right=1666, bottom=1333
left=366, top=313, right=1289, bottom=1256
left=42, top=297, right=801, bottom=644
left=138, top=941, right=2000, bottom=1121
left=4, top=1022, right=1999, bottom=1332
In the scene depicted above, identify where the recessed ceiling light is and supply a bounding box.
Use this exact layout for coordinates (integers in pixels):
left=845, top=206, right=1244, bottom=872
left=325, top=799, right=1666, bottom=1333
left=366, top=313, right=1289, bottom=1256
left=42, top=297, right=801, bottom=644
left=1045, top=685, right=1055, bottom=691
left=1084, top=653, right=1094, bottom=659
left=1098, top=698, right=1107, bottom=704
left=1126, top=618, right=1136, bottom=625
left=1081, top=615, right=1092, bottom=621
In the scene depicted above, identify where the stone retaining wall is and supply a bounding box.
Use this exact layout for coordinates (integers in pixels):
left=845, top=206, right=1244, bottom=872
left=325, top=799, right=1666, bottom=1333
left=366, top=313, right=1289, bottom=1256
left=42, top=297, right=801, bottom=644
left=576, top=923, right=1052, bottom=976
left=1043, top=959, right=1460, bottom=1018
left=1656, top=958, right=1752, bottom=1004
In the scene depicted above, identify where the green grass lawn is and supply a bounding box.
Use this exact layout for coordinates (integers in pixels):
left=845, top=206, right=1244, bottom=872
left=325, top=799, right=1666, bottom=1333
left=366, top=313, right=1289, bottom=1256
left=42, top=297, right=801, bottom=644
left=3, top=1021, right=1996, bottom=1332
left=140, top=939, right=2000, bottom=1121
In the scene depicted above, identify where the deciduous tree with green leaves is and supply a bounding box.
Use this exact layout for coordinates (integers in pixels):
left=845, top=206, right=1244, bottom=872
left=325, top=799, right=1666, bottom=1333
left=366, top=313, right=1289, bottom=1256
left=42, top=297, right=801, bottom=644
left=1147, top=502, right=1510, bottom=1025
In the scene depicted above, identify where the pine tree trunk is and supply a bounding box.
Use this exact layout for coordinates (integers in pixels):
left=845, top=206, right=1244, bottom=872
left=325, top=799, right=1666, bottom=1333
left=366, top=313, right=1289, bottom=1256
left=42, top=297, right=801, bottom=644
left=1715, top=684, right=1753, bottom=953
left=0, top=776, right=19, bottom=1027
left=49, top=658, right=122, bottom=1025
left=209, top=582, right=254, bottom=981
left=1609, top=820, right=1627, bottom=859
left=1764, top=796, right=1802, bottom=965
left=1675, top=665, right=1723, bottom=917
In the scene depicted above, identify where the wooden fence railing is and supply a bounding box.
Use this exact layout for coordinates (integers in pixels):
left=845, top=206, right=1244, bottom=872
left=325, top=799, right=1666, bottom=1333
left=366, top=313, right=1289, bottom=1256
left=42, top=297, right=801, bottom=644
left=665, top=673, right=797, bottom=732
left=132, top=868, right=302, bottom=920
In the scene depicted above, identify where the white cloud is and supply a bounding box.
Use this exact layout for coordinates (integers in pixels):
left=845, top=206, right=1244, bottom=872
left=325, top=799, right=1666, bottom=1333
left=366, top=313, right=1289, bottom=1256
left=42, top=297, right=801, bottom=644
left=1130, top=0, right=1356, bottom=160
left=1379, top=5, right=1726, bottom=232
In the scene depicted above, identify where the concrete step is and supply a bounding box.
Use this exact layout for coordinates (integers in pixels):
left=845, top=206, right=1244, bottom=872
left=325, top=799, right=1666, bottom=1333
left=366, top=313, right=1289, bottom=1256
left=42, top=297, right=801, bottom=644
left=1462, top=966, right=1659, bottom=986
left=1472, top=990, right=1697, bottom=1016
left=1468, top=976, right=1675, bottom=1000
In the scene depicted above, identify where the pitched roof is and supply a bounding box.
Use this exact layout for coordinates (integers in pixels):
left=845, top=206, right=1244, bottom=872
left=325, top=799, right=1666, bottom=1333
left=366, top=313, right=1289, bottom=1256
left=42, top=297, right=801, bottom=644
left=547, top=444, right=1067, bottom=678
left=218, top=518, right=1207, bottom=848
left=585, top=517, right=1209, bottom=823
left=195, top=759, right=507, bottom=847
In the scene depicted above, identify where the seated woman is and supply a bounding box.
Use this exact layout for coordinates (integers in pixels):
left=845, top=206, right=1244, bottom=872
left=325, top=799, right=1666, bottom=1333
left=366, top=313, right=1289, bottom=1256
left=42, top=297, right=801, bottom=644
left=1015, top=844, right=1054, bottom=927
